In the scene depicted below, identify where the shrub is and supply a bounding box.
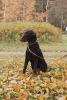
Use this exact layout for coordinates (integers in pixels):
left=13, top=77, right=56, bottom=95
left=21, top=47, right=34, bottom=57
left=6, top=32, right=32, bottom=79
left=0, top=22, right=62, bottom=42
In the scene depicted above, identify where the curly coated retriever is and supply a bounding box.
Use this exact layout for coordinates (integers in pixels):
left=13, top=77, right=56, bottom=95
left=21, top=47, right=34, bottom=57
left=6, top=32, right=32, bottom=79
left=20, top=30, right=47, bottom=74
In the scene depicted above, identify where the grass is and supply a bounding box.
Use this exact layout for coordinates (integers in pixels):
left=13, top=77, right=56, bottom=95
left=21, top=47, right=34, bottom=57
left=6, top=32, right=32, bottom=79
left=0, top=35, right=67, bottom=52
left=40, top=35, right=67, bottom=52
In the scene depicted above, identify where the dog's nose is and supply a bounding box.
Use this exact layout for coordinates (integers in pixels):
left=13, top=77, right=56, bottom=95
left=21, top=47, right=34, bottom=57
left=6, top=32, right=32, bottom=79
left=20, top=38, right=22, bottom=41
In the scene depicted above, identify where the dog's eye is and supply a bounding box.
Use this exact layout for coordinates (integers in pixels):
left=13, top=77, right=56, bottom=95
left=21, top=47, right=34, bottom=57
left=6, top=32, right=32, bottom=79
left=25, top=33, right=27, bottom=36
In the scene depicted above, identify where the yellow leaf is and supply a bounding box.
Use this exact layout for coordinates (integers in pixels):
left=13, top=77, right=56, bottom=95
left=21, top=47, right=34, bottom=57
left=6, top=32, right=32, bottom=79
left=40, top=71, right=43, bottom=74
left=63, top=86, right=67, bottom=89
left=15, top=92, right=20, bottom=97
left=63, top=77, right=66, bottom=81
left=0, top=75, right=4, bottom=79
left=8, top=84, right=12, bottom=88
left=6, top=93, right=11, bottom=100
left=31, top=81, right=34, bottom=86
left=3, top=89, right=7, bottom=93
left=19, top=98, right=27, bottom=100
left=18, top=76, right=23, bottom=81
left=33, top=95, right=38, bottom=99
left=64, top=95, right=67, bottom=100
left=3, top=77, right=8, bottom=82
left=57, top=81, right=61, bottom=85
left=35, top=86, right=40, bottom=90
left=40, top=84, right=47, bottom=88
left=0, top=84, right=2, bottom=88
left=39, top=96, right=43, bottom=100
left=43, top=93, right=49, bottom=98
left=51, top=83, right=57, bottom=89
left=46, top=79, right=50, bottom=83
left=13, top=84, right=20, bottom=91
left=51, top=91, right=56, bottom=95
left=29, top=87, right=33, bottom=91
left=29, top=70, right=33, bottom=74
left=22, top=93, right=28, bottom=98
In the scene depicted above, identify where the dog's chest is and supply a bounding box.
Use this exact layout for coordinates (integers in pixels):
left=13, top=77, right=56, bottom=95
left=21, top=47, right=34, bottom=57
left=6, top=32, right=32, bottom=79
left=28, top=51, right=35, bottom=61
left=26, top=46, right=39, bottom=61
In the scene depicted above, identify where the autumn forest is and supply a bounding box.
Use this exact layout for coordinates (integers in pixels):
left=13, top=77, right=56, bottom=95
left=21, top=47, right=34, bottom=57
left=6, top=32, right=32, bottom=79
left=0, top=0, right=67, bottom=30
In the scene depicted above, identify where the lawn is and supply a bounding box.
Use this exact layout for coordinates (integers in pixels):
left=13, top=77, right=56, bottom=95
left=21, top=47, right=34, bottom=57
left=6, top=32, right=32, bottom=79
left=0, top=55, right=67, bottom=100
left=0, top=35, right=67, bottom=52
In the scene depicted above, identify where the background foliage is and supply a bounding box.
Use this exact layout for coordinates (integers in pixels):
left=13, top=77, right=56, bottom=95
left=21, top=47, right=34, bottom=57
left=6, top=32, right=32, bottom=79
left=0, top=22, right=62, bottom=42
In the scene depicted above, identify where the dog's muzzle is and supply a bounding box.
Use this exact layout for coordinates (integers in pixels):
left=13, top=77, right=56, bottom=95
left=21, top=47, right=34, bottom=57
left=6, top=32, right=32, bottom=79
left=20, top=38, right=22, bottom=41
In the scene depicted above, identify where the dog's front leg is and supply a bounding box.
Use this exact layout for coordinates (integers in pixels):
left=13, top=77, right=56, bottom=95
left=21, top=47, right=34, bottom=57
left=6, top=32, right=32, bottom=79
left=33, top=59, right=38, bottom=74
left=23, top=57, right=29, bottom=74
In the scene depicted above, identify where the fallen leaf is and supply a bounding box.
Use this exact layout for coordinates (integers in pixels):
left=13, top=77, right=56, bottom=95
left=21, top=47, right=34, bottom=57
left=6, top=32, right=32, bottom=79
left=6, top=93, right=11, bottom=100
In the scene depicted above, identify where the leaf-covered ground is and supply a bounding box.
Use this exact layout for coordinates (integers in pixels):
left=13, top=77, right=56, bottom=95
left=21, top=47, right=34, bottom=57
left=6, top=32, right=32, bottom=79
left=0, top=55, right=67, bottom=100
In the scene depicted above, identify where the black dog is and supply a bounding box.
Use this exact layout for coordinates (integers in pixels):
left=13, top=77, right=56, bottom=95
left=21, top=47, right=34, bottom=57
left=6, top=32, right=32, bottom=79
left=20, top=30, right=47, bottom=74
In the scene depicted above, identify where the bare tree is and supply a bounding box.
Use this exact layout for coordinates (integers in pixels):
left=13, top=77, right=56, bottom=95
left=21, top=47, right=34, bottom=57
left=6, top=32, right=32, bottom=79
left=48, top=0, right=67, bottom=30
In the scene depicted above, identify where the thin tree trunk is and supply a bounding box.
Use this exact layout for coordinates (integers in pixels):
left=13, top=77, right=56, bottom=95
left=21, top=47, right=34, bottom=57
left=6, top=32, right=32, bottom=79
left=61, top=15, right=63, bottom=30
left=4, top=4, right=6, bottom=22
left=42, top=0, right=43, bottom=22
left=23, top=0, right=25, bottom=22
left=4, top=0, right=8, bottom=22
left=46, top=0, right=49, bottom=23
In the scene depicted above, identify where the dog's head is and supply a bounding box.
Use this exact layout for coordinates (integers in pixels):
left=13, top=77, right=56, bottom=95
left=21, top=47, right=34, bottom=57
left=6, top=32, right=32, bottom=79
left=20, top=30, right=37, bottom=43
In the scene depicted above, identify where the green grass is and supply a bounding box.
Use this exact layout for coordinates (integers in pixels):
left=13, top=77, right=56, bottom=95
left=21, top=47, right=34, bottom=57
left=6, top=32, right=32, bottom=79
left=40, top=35, right=67, bottom=52
left=0, top=35, right=67, bottom=52
left=0, top=40, right=27, bottom=52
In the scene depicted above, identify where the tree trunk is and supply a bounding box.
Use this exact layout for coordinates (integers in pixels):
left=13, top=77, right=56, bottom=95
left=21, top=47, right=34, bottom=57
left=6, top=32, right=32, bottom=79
left=42, top=0, right=43, bottom=22
left=4, top=4, right=6, bottom=22
left=23, top=0, right=25, bottom=22
left=46, top=0, right=49, bottom=23
left=61, top=15, right=63, bottom=30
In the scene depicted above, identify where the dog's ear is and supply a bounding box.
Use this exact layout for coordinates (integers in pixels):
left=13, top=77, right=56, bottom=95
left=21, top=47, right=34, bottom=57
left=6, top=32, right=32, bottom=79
left=28, top=33, right=37, bottom=42
left=32, top=33, right=37, bottom=40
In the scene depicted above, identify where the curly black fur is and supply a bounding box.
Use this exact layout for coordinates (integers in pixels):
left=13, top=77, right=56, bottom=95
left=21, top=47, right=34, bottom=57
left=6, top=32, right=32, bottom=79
left=20, top=30, right=47, bottom=74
